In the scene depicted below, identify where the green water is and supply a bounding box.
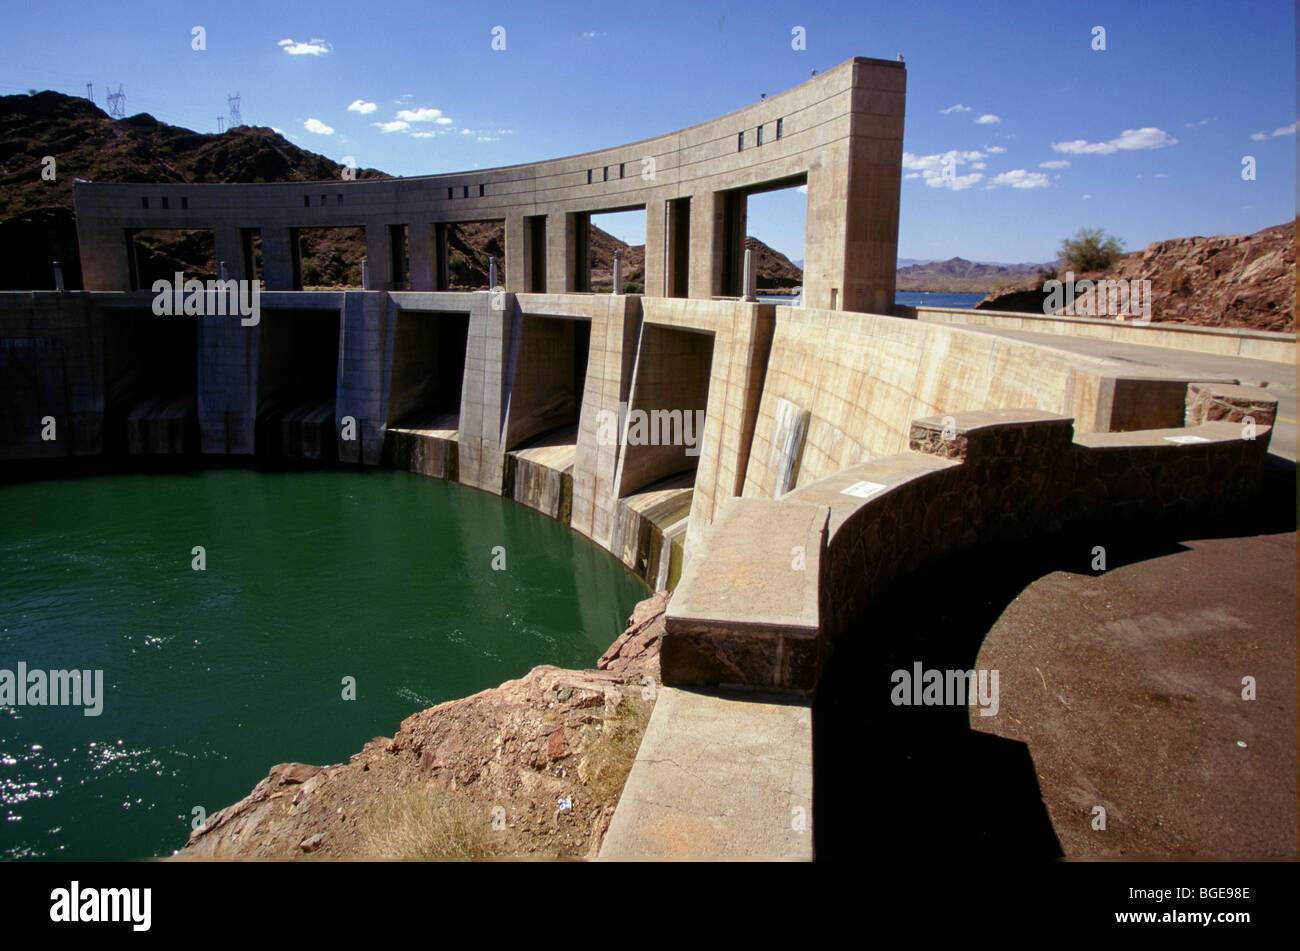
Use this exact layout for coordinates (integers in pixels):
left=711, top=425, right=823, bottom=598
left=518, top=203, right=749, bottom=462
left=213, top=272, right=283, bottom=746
left=0, top=469, right=649, bottom=860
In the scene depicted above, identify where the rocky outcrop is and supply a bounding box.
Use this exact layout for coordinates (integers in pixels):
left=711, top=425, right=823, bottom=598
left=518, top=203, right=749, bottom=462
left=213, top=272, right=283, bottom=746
left=977, top=222, right=1296, bottom=333
left=177, top=591, right=669, bottom=860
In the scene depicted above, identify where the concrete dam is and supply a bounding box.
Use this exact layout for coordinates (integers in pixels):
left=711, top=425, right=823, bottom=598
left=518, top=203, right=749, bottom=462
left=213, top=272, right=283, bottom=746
left=0, top=56, right=1281, bottom=857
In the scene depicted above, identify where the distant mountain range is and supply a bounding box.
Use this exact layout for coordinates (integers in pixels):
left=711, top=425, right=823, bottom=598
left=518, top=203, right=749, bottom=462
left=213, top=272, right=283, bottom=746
left=895, top=257, right=1054, bottom=292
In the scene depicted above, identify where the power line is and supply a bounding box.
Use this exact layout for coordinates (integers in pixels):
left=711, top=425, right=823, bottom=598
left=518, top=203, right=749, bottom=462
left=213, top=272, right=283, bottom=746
left=227, top=92, right=241, bottom=128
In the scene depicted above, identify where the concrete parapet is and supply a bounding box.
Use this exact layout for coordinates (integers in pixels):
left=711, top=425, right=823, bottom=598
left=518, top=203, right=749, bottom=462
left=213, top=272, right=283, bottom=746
left=673, top=405, right=1271, bottom=692
left=663, top=497, right=828, bottom=690
left=909, top=305, right=1297, bottom=365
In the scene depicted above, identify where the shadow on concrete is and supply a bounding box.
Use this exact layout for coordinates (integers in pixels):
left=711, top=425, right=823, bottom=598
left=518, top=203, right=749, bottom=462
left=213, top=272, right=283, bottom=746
left=811, top=462, right=1296, bottom=860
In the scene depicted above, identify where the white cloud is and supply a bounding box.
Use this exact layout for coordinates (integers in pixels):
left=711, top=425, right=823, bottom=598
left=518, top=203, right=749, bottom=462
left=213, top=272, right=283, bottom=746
left=990, top=169, right=1050, bottom=189
left=396, top=107, right=444, bottom=123
left=1271, top=120, right=1298, bottom=137
left=436, top=117, right=453, bottom=125
left=1053, top=126, right=1178, bottom=154
left=975, top=114, right=1000, bottom=125
left=279, top=37, right=331, bottom=56
left=373, top=120, right=410, bottom=133
left=410, top=131, right=440, bottom=139
left=985, top=145, right=1007, bottom=154
left=347, top=99, right=377, bottom=115
left=926, top=173, right=983, bottom=191
left=1183, top=117, right=1213, bottom=128
left=581, top=31, right=608, bottom=39
left=1081, top=193, right=1092, bottom=199
left=903, top=172, right=921, bottom=179
left=303, top=117, right=334, bottom=135
left=940, top=103, right=971, bottom=114
left=970, top=161, right=987, bottom=170
left=1154, top=172, right=1169, bottom=178
left=1250, top=131, right=1270, bottom=141
left=1039, top=159, right=1070, bottom=169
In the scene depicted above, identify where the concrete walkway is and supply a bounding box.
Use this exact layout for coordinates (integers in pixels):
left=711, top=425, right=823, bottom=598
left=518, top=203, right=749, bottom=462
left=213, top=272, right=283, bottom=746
left=599, top=687, right=813, bottom=860
left=959, top=324, right=1298, bottom=461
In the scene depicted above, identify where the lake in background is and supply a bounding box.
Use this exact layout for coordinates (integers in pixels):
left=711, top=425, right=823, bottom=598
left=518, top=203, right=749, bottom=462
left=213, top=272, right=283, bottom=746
left=757, top=291, right=986, bottom=309
left=0, top=469, right=649, bottom=860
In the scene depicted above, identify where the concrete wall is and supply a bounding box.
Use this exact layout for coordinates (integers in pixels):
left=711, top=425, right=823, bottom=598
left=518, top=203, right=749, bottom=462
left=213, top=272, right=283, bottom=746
left=663, top=406, right=1274, bottom=691
left=72, top=57, right=904, bottom=314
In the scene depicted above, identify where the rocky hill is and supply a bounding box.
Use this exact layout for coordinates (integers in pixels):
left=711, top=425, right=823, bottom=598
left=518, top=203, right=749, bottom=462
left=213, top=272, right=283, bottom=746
left=0, top=90, right=802, bottom=293
left=896, top=256, right=1049, bottom=293
left=977, top=222, right=1295, bottom=333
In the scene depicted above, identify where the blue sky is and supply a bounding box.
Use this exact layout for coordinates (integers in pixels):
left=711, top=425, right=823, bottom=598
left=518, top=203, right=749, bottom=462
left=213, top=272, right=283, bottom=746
left=2, top=0, right=1294, bottom=263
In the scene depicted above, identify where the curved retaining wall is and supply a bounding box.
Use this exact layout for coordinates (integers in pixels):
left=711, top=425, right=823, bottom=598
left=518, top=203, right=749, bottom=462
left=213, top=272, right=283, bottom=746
left=662, top=404, right=1274, bottom=691
left=72, top=57, right=905, bottom=315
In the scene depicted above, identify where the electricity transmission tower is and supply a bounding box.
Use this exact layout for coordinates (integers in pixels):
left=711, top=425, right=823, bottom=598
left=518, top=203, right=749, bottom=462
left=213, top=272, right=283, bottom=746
left=85, top=82, right=93, bottom=103
left=106, top=85, right=125, bottom=118
left=217, top=116, right=224, bottom=133
left=227, top=93, right=241, bottom=128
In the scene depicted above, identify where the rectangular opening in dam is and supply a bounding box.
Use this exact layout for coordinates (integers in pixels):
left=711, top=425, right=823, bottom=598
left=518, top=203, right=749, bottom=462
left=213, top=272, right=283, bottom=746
left=504, top=315, right=591, bottom=452
left=434, top=221, right=507, bottom=291
left=388, top=224, right=409, bottom=290
left=717, top=175, right=807, bottom=298
left=291, top=227, right=366, bottom=289
left=239, top=229, right=263, bottom=283
left=744, top=180, right=807, bottom=297
left=103, top=308, right=198, bottom=455
left=438, top=221, right=506, bottom=291
left=254, top=308, right=341, bottom=460
left=588, top=209, right=646, bottom=293
left=617, top=324, right=714, bottom=497
left=526, top=216, right=547, bottom=292
left=125, top=229, right=216, bottom=290
left=666, top=197, right=691, bottom=298
left=386, top=311, right=471, bottom=431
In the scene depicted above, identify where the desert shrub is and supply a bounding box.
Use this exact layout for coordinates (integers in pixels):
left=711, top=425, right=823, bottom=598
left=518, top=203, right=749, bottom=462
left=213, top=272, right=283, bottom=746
left=1059, top=227, right=1124, bottom=273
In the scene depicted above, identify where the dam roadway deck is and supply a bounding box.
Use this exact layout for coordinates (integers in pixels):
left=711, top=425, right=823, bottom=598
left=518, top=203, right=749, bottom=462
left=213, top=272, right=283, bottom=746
left=943, top=324, right=1297, bottom=463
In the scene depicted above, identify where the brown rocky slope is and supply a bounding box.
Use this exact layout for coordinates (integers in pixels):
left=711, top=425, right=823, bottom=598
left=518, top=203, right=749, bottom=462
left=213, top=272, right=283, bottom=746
left=176, top=591, right=669, bottom=860
left=977, top=221, right=1295, bottom=333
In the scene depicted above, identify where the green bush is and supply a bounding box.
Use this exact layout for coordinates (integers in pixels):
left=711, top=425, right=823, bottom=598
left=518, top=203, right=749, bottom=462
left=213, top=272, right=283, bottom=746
left=1059, top=227, right=1124, bottom=273
left=622, top=281, right=643, bottom=294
